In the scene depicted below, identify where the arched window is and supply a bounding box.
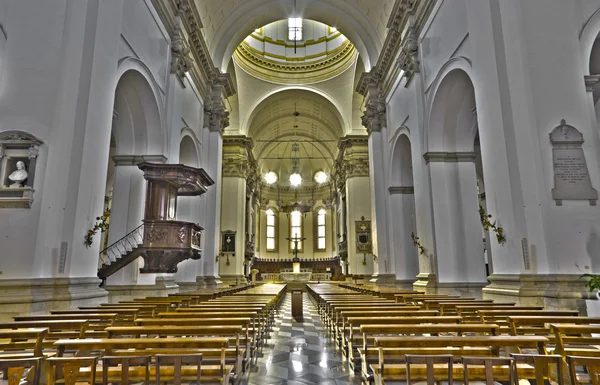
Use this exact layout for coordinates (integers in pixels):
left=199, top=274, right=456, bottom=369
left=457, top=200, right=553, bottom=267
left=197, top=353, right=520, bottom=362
left=290, top=210, right=303, bottom=250
left=266, top=209, right=276, bottom=252
left=317, top=209, right=326, bottom=250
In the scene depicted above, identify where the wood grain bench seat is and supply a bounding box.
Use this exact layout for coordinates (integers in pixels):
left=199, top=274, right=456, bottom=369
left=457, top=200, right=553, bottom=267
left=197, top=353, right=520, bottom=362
left=54, top=337, right=234, bottom=384
left=0, top=328, right=48, bottom=359
left=50, top=309, right=139, bottom=323
left=370, top=335, right=548, bottom=385
left=479, top=310, right=580, bottom=333
left=13, top=314, right=117, bottom=332
left=550, top=324, right=600, bottom=357
left=356, top=324, right=499, bottom=376
left=106, top=325, right=246, bottom=374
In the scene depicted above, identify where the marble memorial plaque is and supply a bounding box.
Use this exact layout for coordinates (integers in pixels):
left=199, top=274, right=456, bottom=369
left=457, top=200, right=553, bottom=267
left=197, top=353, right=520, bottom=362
left=550, top=119, right=597, bottom=205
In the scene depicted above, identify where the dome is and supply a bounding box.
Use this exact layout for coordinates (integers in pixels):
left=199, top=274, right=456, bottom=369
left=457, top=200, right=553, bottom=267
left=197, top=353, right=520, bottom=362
left=233, top=19, right=358, bottom=84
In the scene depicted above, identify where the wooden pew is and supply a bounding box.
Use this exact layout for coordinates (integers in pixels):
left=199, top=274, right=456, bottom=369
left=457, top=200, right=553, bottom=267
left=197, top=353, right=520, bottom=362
left=550, top=324, right=600, bottom=357
left=50, top=309, right=138, bottom=324
left=54, top=337, right=233, bottom=384
left=479, top=310, right=580, bottom=333
left=371, top=335, right=548, bottom=385
left=457, top=306, right=543, bottom=323
left=358, top=323, right=500, bottom=378
left=509, top=316, right=600, bottom=338
left=105, top=325, right=246, bottom=375
left=13, top=314, right=117, bottom=332
left=0, top=328, right=48, bottom=359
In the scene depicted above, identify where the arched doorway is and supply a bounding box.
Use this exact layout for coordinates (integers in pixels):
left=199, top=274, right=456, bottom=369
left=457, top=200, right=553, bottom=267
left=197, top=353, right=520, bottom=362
left=426, top=68, right=488, bottom=293
left=103, top=69, right=163, bottom=287
left=389, top=133, right=418, bottom=288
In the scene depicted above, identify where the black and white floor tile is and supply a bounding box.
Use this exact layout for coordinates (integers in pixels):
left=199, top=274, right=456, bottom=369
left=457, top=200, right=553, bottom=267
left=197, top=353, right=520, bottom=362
left=239, top=293, right=363, bottom=385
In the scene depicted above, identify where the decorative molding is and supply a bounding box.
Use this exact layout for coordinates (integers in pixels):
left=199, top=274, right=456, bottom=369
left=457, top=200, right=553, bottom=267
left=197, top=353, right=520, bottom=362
left=170, top=6, right=194, bottom=83
left=388, top=186, right=414, bottom=194
left=333, top=135, right=370, bottom=187
left=233, top=39, right=358, bottom=85
left=112, top=155, right=168, bottom=166
left=585, top=75, right=600, bottom=92
left=423, top=152, right=476, bottom=163
left=149, top=0, right=235, bottom=105
left=222, top=135, right=257, bottom=179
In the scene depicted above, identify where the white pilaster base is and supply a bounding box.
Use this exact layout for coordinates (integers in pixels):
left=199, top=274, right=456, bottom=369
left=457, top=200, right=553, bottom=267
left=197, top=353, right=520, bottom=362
left=413, top=273, right=438, bottom=293
left=104, top=275, right=179, bottom=303
left=394, top=279, right=416, bottom=290
left=201, top=275, right=223, bottom=288
left=483, top=274, right=595, bottom=312
left=176, top=281, right=200, bottom=292
left=369, top=273, right=396, bottom=286
left=0, top=277, right=108, bottom=321
left=219, top=274, right=247, bottom=287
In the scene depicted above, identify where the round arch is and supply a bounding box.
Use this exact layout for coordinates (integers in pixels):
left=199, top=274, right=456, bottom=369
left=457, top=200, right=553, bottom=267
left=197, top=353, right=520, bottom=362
left=427, top=64, right=477, bottom=153
left=112, top=57, right=165, bottom=156
left=580, top=7, right=600, bottom=75
left=389, top=133, right=414, bottom=187
left=243, top=86, right=349, bottom=135
left=179, top=135, right=200, bottom=167
left=210, top=0, right=382, bottom=73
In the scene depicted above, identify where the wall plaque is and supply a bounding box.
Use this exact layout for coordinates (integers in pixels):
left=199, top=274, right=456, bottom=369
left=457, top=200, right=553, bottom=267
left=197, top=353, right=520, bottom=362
left=355, top=216, right=372, bottom=253
left=221, top=230, right=236, bottom=255
left=549, top=119, right=597, bottom=205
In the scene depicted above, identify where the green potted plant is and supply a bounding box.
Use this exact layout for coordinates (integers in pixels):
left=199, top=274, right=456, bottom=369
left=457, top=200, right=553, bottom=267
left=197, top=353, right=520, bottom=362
left=581, top=273, right=600, bottom=300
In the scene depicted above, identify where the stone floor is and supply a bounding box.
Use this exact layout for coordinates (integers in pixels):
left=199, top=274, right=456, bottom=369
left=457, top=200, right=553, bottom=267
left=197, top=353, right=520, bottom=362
left=239, top=293, right=363, bottom=385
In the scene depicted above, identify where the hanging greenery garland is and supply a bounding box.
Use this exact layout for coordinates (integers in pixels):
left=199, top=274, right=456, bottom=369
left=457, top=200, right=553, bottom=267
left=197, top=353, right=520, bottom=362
left=411, top=232, right=426, bottom=255
left=478, top=205, right=506, bottom=245
left=84, top=210, right=110, bottom=247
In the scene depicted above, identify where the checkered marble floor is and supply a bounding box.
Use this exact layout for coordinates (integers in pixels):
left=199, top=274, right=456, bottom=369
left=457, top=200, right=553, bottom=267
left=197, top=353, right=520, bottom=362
left=239, top=293, right=363, bottom=385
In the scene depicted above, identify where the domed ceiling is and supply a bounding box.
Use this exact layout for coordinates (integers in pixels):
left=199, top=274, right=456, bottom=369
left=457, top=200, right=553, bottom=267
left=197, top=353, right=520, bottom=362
left=233, top=19, right=358, bottom=84
left=248, top=89, right=343, bottom=192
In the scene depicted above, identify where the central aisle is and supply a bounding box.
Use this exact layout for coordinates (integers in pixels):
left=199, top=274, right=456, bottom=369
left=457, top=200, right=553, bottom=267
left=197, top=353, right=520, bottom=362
left=240, top=293, right=362, bottom=385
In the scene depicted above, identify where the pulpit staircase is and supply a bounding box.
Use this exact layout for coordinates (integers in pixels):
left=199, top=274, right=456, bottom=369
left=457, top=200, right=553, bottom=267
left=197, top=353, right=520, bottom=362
left=96, top=162, right=214, bottom=285
left=98, top=224, right=145, bottom=280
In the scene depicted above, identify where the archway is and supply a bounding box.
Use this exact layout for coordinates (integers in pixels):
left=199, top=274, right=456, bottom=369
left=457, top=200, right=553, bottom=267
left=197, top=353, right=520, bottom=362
left=388, top=133, right=418, bottom=288
left=426, top=68, right=488, bottom=291
left=208, top=0, right=395, bottom=72
left=104, top=69, right=164, bottom=286
left=175, top=134, right=202, bottom=284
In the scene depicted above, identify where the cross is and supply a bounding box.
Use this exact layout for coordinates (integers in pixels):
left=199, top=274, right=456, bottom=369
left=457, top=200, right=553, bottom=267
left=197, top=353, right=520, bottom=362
left=286, top=236, right=306, bottom=262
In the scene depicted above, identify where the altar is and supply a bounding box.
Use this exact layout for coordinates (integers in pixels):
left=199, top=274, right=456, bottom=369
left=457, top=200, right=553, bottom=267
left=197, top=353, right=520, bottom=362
left=280, top=262, right=312, bottom=282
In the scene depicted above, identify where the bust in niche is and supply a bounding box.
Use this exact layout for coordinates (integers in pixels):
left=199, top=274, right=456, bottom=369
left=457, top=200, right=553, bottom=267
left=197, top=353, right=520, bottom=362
left=8, top=161, right=27, bottom=187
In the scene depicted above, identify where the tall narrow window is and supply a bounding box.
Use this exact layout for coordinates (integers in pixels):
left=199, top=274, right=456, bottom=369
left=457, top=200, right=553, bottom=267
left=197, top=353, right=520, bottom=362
left=290, top=210, right=302, bottom=250
left=266, top=209, right=276, bottom=251
left=288, top=18, right=303, bottom=41
left=317, top=209, right=326, bottom=250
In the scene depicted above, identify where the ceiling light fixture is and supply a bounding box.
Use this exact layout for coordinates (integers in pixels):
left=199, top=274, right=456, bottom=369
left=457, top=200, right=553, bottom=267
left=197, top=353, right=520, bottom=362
left=314, top=171, right=327, bottom=184
left=264, top=171, right=278, bottom=184
left=289, top=172, right=302, bottom=186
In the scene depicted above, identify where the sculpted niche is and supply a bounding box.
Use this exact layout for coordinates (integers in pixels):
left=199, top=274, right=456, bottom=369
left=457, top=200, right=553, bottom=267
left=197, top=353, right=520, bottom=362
left=0, top=131, right=43, bottom=208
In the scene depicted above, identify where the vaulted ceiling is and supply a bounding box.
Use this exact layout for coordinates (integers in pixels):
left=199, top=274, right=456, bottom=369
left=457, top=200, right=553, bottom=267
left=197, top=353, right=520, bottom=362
left=248, top=89, right=344, bottom=186
left=197, top=0, right=396, bottom=71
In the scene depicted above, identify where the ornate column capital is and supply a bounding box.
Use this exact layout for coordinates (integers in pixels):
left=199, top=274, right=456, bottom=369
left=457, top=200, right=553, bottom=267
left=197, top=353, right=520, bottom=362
left=222, top=135, right=255, bottom=178
left=397, top=19, right=420, bottom=81
left=357, top=72, right=387, bottom=134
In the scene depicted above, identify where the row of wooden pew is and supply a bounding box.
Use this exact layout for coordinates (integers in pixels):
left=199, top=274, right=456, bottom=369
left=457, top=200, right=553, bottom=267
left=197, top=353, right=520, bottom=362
left=0, top=283, right=286, bottom=384
left=308, top=283, right=600, bottom=385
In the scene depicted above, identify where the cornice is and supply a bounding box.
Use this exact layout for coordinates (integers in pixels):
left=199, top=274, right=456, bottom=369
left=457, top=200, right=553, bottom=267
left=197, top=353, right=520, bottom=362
left=248, top=31, right=343, bottom=48
left=112, top=154, right=168, bottom=166
left=150, top=0, right=235, bottom=100
left=356, top=0, right=436, bottom=98
left=388, top=186, right=414, bottom=194
left=423, top=152, right=476, bottom=163
left=233, top=40, right=358, bottom=85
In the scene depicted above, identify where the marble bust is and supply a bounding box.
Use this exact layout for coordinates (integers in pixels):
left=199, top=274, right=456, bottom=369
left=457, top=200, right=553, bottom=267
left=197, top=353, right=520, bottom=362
left=8, top=161, right=28, bottom=187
